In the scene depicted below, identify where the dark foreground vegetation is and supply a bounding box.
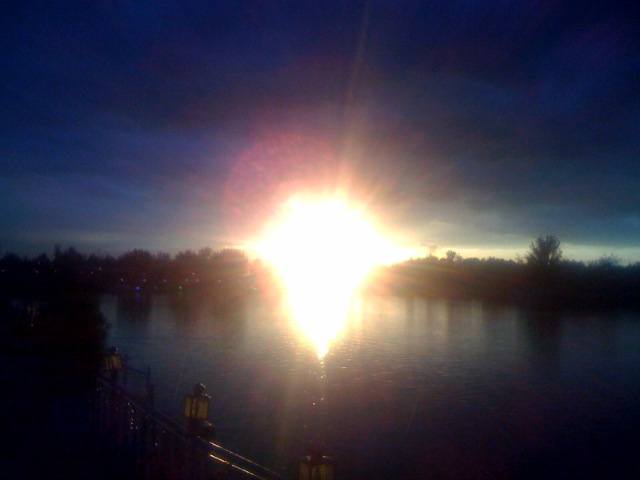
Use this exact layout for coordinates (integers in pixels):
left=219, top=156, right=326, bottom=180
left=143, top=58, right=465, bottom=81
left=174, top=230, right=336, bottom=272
left=0, top=270, right=128, bottom=478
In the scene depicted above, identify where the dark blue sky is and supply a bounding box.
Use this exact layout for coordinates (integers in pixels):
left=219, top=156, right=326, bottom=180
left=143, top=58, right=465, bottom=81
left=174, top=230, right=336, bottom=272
left=2, top=1, right=639, bottom=261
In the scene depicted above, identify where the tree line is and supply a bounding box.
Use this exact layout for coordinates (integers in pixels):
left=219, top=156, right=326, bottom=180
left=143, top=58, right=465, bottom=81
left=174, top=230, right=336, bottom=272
left=364, top=236, right=640, bottom=310
left=2, top=236, right=640, bottom=313
left=0, top=245, right=252, bottom=300
left=0, top=246, right=259, bottom=383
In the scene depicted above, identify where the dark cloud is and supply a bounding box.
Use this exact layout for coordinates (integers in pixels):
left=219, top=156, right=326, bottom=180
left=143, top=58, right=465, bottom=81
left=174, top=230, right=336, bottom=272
left=1, top=1, right=639, bottom=257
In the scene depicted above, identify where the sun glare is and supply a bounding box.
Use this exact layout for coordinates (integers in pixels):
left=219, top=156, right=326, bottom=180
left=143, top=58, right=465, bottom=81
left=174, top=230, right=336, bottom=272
left=258, top=197, right=402, bottom=356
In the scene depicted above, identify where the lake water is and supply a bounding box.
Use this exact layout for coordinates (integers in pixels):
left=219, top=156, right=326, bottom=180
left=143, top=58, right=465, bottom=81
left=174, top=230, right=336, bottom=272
left=101, top=293, right=640, bottom=479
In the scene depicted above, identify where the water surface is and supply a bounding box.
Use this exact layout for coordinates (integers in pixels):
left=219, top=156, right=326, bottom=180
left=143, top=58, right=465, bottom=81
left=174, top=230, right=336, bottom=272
left=101, top=294, right=640, bottom=479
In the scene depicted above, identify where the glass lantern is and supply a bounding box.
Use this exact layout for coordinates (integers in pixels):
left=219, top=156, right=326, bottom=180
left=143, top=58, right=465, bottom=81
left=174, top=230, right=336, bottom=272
left=185, top=382, right=210, bottom=427
left=104, top=347, right=123, bottom=379
left=299, top=453, right=335, bottom=480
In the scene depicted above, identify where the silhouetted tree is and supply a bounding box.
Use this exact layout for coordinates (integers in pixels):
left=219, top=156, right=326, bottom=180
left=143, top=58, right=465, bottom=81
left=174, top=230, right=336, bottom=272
left=198, top=247, right=213, bottom=260
left=526, top=235, right=563, bottom=267
left=589, top=254, right=621, bottom=270
left=445, top=250, right=461, bottom=263
left=211, top=248, right=249, bottom=281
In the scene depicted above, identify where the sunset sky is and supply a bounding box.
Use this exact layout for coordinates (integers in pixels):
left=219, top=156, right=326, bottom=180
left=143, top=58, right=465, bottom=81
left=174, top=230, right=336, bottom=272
left=2, top=1, right=639, bottom=263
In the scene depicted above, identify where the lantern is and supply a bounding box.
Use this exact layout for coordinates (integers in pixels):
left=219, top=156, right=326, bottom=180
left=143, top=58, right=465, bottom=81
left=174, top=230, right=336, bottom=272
left=104, top=347, right=123, bottom=379
left=185, top=383, right=210, bottom=432
left=299, top=451, right=335, bottom=480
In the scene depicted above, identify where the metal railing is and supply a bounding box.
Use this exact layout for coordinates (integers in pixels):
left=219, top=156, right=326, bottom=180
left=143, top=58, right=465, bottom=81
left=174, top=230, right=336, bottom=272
left=93, top=373, right=288, bottom=480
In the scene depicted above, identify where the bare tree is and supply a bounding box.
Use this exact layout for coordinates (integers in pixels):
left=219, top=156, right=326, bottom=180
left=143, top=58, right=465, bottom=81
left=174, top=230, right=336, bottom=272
left=526, top=235, right=563, bottom=267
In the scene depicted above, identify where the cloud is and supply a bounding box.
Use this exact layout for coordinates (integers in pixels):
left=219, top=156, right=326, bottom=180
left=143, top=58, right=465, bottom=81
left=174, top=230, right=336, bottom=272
left=1, top=1, right=638, bottom=258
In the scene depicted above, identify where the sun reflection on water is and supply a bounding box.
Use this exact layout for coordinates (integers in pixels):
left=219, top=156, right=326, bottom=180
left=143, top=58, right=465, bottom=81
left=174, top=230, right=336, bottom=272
left=285, top=283, right=354, bottom=358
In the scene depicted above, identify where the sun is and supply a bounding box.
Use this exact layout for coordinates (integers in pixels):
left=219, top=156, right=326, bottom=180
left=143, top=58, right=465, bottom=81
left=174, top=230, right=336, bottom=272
left=257, top=196, right=401, bottom=355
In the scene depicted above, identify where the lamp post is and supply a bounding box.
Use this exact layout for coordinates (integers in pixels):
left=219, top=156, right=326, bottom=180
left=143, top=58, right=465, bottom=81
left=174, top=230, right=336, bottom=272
left=299, top=444, right=335, bottom=480
left=184, top=383, right=211, bottom=435
left=104, top=347, right=123, bottom=381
